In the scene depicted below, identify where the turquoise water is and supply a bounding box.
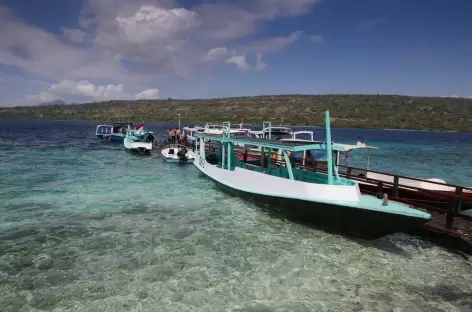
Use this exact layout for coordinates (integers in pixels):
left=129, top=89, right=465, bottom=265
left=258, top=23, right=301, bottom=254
left=0, top=120, right=471, bottom=311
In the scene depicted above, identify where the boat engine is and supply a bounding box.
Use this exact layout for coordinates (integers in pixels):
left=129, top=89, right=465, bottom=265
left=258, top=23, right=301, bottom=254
left=177, top=147, right=188, bottom=163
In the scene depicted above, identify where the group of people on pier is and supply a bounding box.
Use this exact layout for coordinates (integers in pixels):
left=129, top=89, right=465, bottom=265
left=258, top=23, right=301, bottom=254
left=167, top=128, right=181, bottom=144
left=164, top=128, right=195, bottom=148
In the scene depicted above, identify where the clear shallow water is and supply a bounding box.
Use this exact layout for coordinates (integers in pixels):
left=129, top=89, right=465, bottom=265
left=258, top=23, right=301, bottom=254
left=0, top=120, right=471, bottom=312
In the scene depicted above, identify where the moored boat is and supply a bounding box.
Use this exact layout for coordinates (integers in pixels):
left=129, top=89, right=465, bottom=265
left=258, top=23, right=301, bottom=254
left=181, top=125, right=205, bottom=145
left=161, top=144, right=195, bottom=163
left=123, top=124, right=154, bottom=154
left=110, top=122, right=134, bottom=142
left=247, top=125, right=293, bottom=140
left=204, top=120, right=251, bottom=136
left=95, top=124, right=112, bottom=140
left=193, top=116, right=431, bottom=239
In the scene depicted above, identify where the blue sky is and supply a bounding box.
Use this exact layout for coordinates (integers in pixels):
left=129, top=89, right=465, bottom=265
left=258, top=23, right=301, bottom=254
left=0, top=0, right=471, bottom=106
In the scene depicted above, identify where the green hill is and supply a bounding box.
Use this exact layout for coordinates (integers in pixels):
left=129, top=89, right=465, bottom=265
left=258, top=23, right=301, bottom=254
left=1, top=94, right=471, bottom=131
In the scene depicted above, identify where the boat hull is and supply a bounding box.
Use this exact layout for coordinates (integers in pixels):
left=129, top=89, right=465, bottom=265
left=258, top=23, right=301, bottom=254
left=124, top=138, right=153, bottom=154
left=201, top=169, right=428, bottom=239
left=110, top=134, right=125, bottom=142
left=194, top=158, right=429, bottom=239
left=96, top=134, right=112, bottom=140
left=164, top=158, right=195, bottom=163
left=161, top=147, right=195, bottom=164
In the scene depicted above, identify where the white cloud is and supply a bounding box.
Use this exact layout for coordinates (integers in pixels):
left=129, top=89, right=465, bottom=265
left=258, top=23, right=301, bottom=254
left=256, top=54, right=267, bottom=71
left=226, top=55, right=250, bottom=71
left=357, top=18, right=384, bottom=30
left=310, top=34, right=324, bottom=43
left=112, top=5, right=199, bottom=45
left=201, top=47, right=228, bottom=62
left=39, top=80, right=126, bottom=102
left=0, top=8, right=129, bottom=82
left=201, top=31, right=302, bottom=68
left=60, top=27, right=86, bottom=43
left=197, top=0, right=320, bottom=39
left=135, top=88, right=160, bottom=99
left=244, top=31, right=304, bottom=54
left=0, top=0, right=323, bottom=105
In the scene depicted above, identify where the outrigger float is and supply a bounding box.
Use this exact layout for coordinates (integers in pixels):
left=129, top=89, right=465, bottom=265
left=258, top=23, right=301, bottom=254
left=194, top=111, right=432, bottom=239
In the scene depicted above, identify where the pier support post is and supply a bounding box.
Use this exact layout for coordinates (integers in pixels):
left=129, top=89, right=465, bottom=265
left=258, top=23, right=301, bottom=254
left=446, top=187, right=463, bottom=230
left=456, top=187, right=463, bottom=212
left=377, top=181, right=384, bottom=199
left=446, top=205, right=454, bottom=230
left=393, top=176, right=399, bottom=198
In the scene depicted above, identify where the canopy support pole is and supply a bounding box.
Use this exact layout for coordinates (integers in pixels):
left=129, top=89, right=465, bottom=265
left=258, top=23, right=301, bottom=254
left=283, top=151, right=294, bottom=180
left=325, top=111, right=334, bottom=185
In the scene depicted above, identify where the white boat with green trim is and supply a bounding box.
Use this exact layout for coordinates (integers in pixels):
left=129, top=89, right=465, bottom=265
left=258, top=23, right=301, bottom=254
left=194, top=111, right=431, bottom=239
left=123, top=124, right=154, bottom=154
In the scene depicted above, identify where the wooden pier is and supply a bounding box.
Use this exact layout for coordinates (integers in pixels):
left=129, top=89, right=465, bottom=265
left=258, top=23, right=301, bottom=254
left=293, top=161, right=472, bottom=251
left=233, top=147, right=472, bottom=251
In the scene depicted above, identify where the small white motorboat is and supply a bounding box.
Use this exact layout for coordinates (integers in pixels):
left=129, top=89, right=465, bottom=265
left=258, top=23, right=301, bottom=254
left=161, top=144, right=195, bottom=163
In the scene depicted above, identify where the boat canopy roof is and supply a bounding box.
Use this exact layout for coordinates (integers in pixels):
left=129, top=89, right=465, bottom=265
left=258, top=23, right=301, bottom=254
left=196, top=130, right=377, bottom=153
left=279, top=139, right=377, bottom=152
left=249, top=126, right=292, bottom=134
left=196, top=133, right=331, bottom=152
left=333, top=142, right=377, bottom=152
left=183, top=125, right=204, bottom=130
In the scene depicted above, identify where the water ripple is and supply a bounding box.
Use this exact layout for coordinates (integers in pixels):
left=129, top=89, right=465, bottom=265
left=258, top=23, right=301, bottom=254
left=0, top=120, right=471, bottom=311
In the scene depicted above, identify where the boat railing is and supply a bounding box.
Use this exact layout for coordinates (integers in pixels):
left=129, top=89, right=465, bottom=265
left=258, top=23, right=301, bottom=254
left=334, top=164, right=467, bottom=190
left=293, top=161, right=472, bottom=237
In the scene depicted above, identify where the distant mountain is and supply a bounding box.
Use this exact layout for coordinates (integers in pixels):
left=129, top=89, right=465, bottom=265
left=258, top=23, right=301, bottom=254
left=38, top=99, right=66, bottom=106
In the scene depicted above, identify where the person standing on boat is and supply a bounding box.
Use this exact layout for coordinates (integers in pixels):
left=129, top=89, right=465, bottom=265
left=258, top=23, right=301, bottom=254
left=146, top=132, right=154, bottom=143
left=168, top=129, right=174, bottom=144
left=175, top=128, right=181, bottom=144
left=165, top=129, right=172, bottom=145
